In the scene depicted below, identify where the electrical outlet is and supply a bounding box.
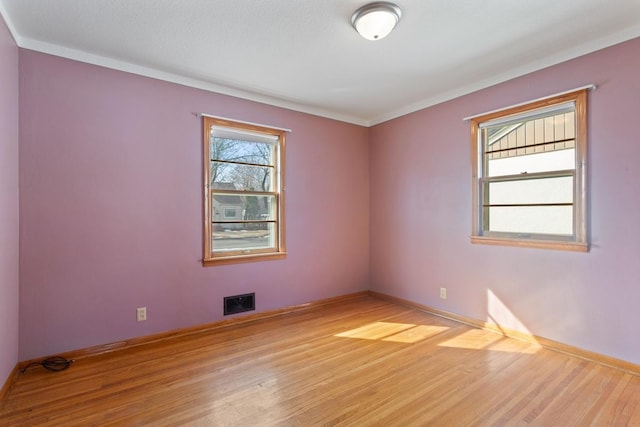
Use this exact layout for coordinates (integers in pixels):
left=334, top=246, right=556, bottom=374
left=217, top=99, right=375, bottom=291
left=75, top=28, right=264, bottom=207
left=136, top=307, right=147, bottom=322
left=440, top=288, right=447, bottom=300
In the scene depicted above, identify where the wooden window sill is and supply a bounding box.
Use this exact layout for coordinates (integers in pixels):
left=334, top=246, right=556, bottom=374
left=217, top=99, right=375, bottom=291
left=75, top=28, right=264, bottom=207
left=471, top=236, right=588, bottom=252
left=203, top=252, right=287, bottom=266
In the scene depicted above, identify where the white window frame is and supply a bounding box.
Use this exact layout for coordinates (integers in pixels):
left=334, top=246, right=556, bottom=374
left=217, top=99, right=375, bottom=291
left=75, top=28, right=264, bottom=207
left=203, top=117, right=286, bottom=265
left=469, top=89, right=588, bottom=252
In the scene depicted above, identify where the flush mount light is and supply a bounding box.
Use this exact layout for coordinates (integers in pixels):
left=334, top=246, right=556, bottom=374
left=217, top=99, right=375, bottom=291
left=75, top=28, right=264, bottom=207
left=351, top=2, right=402, bottom=41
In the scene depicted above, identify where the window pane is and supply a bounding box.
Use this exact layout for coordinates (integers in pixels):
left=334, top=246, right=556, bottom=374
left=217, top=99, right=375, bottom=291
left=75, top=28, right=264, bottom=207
left=212, top=194, right=276, bottom=221
left=212, top=222, right=276, bottom=253
left=241, top=195, right=276, bottom=220
left=487, top=148, right=575, bottom=177
left=210, top=138, right=273, bottom=165
left=485, top=112, right=574, bottom=152
left=487, top=206, right=573, bottom=235
left=488, top=176, right=573, bottom=205
left=210, top=161, right=272, bottom=192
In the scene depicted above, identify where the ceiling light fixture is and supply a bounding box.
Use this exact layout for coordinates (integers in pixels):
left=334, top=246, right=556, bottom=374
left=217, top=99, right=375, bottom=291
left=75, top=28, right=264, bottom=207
left=351, top=2, right=402, bottom=41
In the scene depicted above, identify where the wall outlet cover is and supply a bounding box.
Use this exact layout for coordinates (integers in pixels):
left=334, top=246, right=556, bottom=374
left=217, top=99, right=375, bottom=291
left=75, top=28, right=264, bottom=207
left=136, top=307, right=147, bottom=321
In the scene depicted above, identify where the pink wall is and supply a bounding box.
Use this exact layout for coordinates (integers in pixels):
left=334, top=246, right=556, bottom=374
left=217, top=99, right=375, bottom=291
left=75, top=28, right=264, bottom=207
left=18, top=51, right=370, bottom=360
left=0, top=15, right=19, bottom=385
left=15, top=35, right=640, bottom=367
left=370, top=37, right=640, bottom=365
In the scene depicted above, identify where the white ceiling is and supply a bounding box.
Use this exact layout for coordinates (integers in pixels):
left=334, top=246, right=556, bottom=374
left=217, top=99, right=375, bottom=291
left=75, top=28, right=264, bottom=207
left=2, top=1, right=640, bottom=126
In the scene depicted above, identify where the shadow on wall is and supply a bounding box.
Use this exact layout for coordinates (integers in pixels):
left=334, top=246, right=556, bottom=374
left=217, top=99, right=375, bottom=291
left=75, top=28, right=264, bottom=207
left=486, top=289, right=533, bottom=337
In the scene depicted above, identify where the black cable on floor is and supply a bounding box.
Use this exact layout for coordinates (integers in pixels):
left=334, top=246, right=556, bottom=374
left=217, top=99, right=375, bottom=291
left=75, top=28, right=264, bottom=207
left=21, top=356, right=75, bottom=373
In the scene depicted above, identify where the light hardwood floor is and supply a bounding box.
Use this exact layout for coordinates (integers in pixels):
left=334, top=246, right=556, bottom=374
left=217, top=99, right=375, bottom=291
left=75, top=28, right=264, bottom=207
left=1, top=295, right=639, bottom=426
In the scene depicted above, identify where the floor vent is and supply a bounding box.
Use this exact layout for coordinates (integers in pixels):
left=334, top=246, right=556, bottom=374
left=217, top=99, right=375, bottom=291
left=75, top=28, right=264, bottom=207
left=223, top=293, right=255, bottom=315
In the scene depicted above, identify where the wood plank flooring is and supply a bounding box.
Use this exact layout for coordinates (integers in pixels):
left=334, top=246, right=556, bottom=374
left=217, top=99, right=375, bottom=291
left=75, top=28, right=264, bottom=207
left=1, top=295, right=639, bottom=426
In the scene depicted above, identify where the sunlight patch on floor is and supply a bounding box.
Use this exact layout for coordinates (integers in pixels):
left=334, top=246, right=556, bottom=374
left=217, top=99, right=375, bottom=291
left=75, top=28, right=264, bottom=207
left=435, top=290, right=542, bottom=354
left=437, top=328, right=540, bottom=354
left=438, top=328, right=503, bottom=350
left=487, top=337, right=541, bottom=354
left=382, top=324, right=451, bottom=343
left=335, top=322, right=450, bottom=343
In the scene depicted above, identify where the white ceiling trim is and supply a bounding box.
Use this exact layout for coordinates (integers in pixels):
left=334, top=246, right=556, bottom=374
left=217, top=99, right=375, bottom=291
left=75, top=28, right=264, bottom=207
left=0, top=1, right=19, bottom=45
left=3, top=4, right=640, bottom=128
left=4, top=2, right=367, bottom=125
left=16, top=36, right=370, bottom=127
left=369, top=22, right=640, bottom=126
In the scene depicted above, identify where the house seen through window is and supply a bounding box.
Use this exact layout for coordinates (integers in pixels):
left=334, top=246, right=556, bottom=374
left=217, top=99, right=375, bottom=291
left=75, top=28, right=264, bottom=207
left=470, top=89, right=588, bottom=252
left=203, top=116, right=286, bottom=265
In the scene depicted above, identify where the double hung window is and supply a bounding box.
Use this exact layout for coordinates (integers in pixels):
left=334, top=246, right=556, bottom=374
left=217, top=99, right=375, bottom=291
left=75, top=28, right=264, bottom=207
left=203, top=117, right=286, bottom=265
left=470, top=89, right=588, bottom=251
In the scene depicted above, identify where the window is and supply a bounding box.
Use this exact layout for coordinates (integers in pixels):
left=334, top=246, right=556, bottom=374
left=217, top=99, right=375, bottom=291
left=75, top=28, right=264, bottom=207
left=203, top=116, right=286, bottom=265
left=470, top=89, right=588, bottom=252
